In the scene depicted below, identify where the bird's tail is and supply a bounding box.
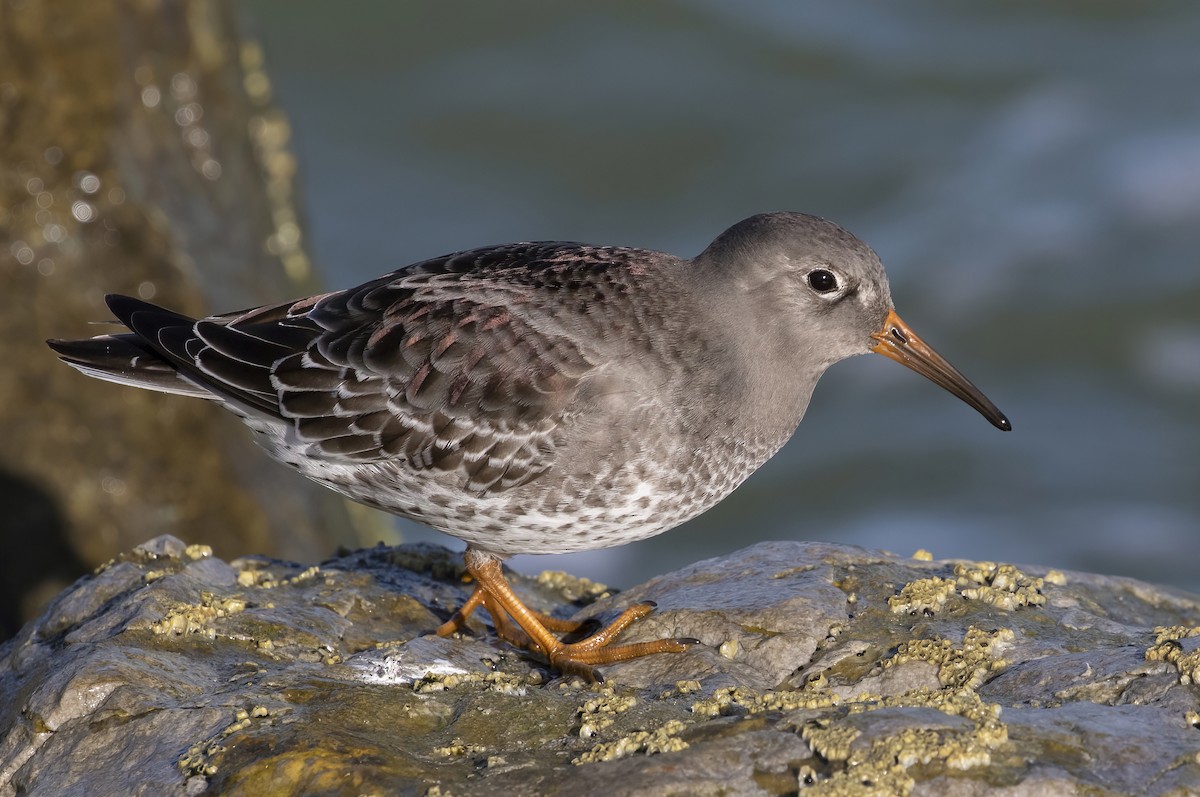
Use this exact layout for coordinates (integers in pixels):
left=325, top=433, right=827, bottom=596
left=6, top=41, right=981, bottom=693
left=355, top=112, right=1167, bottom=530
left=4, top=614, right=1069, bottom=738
left=47, top=300, right=215, bottom=400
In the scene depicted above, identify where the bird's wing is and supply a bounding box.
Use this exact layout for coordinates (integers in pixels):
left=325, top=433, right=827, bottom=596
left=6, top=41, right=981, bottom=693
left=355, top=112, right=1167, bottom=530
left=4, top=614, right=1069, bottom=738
left=110, top=243, right=625, bottom=494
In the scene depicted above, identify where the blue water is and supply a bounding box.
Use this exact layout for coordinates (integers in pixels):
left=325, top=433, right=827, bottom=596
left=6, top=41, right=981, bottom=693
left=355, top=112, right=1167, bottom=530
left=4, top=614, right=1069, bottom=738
left=245, top=2, right=1200, bottom=592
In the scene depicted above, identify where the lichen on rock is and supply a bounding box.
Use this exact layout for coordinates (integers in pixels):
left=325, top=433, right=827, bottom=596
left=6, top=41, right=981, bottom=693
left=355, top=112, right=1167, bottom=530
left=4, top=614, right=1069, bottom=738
left=2, top=537, right=1199, bottom=796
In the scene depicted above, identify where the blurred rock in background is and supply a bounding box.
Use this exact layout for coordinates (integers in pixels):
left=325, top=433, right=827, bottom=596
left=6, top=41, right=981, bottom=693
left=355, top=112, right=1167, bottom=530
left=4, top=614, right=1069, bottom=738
left=0, top=0, right=386, bottom=638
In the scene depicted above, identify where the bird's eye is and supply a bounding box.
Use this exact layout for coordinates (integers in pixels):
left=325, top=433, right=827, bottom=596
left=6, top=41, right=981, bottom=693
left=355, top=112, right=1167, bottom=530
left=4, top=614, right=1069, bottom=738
left=807, top=268, right=838, bottom=294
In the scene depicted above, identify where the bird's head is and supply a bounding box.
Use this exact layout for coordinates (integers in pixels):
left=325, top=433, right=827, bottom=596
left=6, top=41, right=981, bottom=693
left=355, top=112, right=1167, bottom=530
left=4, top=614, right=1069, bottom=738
left=697, top=212, right=1010, bottom=431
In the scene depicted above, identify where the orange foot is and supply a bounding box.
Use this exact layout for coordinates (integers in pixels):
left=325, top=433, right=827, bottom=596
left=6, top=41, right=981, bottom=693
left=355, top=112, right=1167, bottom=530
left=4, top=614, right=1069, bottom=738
left=435, top=548, right=696, bottom=681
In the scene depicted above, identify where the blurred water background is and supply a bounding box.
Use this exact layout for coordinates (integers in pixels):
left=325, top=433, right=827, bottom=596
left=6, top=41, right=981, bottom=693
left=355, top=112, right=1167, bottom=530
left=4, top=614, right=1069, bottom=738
left=243, top=1, right=1200, bottom=592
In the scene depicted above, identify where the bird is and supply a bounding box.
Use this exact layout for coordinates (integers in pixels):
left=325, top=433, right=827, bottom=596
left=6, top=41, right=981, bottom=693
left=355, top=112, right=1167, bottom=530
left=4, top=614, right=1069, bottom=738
left=49, top=212, right=1010, bottom=679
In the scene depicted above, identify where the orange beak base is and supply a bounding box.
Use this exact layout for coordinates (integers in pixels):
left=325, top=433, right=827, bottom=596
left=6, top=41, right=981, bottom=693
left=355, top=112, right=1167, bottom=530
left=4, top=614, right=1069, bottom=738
left=870, top=309, right=1011, bottom=431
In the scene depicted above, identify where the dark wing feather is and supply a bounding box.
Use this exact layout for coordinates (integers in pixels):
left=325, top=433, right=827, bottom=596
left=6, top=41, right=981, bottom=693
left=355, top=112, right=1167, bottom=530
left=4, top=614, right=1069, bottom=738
left=275, top=244, right=606, bottom=491
left=105, top=294, right=294, bottom=417
left=96, top=243, right=625, bottom=493
left=46, top=332, right=211, bottom=398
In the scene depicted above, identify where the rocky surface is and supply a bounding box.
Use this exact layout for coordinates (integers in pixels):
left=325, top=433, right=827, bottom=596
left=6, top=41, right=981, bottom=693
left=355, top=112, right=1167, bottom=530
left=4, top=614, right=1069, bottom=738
left=2, top=537, right=1199, bottom=796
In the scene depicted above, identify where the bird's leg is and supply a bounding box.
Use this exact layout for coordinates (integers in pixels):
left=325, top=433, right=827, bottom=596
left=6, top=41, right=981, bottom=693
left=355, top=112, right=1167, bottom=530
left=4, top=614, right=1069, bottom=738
left=551, top=602, right=658, bottom=652
left=436, top=581, right=589, bottom=638
left=434, top=583, right=488, bottom=637
left=455, top=549, right=696, bottom=679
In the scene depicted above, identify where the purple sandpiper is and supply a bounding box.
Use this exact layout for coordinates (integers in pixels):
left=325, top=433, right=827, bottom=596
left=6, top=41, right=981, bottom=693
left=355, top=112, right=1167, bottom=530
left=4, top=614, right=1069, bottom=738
left=49, top=212, right=1010, bottom=679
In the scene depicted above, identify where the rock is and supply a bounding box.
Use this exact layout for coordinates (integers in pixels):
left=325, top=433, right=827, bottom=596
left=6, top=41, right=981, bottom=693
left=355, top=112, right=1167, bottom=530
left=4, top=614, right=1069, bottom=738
left=0, top=0, right=382, bottom=637
left=1, top=538, right=1199, bottom=796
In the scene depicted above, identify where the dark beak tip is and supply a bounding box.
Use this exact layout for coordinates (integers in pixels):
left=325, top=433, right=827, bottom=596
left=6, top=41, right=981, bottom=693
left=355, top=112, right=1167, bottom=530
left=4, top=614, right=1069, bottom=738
left=873, top=310, right=1011, bottom=434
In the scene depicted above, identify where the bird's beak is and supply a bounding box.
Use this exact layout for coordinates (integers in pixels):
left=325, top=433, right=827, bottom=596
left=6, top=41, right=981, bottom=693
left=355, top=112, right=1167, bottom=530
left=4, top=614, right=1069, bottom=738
left=870, top=309, right=1011, bottom=431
